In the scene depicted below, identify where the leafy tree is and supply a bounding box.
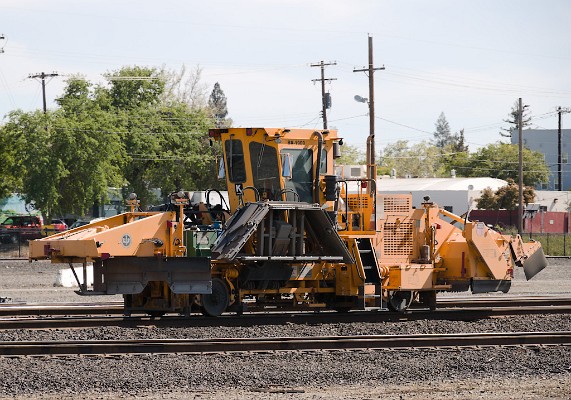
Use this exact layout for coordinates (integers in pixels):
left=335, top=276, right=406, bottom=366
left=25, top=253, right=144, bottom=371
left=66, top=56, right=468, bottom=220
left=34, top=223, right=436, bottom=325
left=476, top=180, right=535, bottom=210
left=55, top=75, right=93, bottom=115
left=500, top=99, right=532, bottom=138
left=335, top=144, right=366, bottom=165
left=439, top=129, right=469, bottom=176
left=455, top=142, right=549, bottom=186
left=450, top=128, right=468, bottom=153
left=0, top=65, right=221, bottom=216
left=160, top=65, right=208, bottom=109
left=0, top=114, right=26, bottom=199
left=1, top=105, right=125, bottom=220
left=475, top=187, right=497, bottom=209
left=139, top=105, right=220, bottom=196
left=105, top=66, right=165, bottom=110
left=208, top=82, right=230, bottom=128
left=433, top=112, right=452, bottom=148
left=382, top=140, right=445, bottom=178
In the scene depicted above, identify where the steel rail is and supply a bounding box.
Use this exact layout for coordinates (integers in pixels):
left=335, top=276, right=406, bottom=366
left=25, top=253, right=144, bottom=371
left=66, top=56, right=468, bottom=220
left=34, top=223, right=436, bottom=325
left=1, top=305, right=571, bottom=330
left=1, top=295, right=570, bottom=318
left=0, top=302, right=123, bottom=317
left=0, top=331, right=569, bottom=357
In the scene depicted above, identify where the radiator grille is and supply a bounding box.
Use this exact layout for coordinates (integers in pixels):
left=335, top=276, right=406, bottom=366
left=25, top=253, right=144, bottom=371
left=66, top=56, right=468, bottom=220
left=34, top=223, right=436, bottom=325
left=347, top=195, right=370, bottom=210
left=382, top=196, right=411, bottom=214
left=383, top=222, right=413, bottom=256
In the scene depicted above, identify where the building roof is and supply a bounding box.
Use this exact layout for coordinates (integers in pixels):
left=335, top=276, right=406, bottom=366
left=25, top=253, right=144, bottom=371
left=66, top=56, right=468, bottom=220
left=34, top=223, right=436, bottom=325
left=377, top=177, right=508, bottom=192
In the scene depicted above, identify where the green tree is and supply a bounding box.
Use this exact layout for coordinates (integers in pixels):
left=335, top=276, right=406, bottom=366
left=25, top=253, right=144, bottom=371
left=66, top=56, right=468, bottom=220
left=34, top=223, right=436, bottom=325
left=457, top=143, right=549, bottom=186
left=92, top=66, right=220, bottom=205
left=0, top=65, right=221, bottom=216
left=141, top=105, right=220, bottom=195
left=433, top=112, right=452, bottom=148
left=439, top=129, right=469, bottom=176
left=0, top=114, right=26, bottom=199
left=105, top=66, right=165, bottom=110
left=382, top=140, right=445, bottom=178
left=450, top=128, right=468, bottom=153
left=55, top=75, right=93, bottom=115
left=208, top=82, right=229, bottom=128
left=1, top=105, right=125, bottom=220
left=475, top=187, right=497, bottom=209
left=476, top=180, right=535, bottom=210
left=335, top=144, right=366, bottom=165
left=500, top=99, right=532, bottom=138
left=160, top=65, right=208, bottom=108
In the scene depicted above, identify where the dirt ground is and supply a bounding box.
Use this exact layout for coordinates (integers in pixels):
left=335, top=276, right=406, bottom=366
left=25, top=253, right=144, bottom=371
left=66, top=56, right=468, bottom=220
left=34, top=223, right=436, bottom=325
left=8, top=378, right=571, bottom=400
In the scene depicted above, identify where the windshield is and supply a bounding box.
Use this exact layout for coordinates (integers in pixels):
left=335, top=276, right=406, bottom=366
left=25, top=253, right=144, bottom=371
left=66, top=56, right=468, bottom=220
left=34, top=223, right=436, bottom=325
left=249, top=142, right=280, bottom=199
left=282, top=148, right=313, bottom=203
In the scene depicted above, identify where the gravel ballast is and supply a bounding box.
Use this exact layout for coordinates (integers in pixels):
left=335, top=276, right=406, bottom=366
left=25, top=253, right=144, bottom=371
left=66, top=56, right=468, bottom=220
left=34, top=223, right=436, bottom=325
left=0, top=258, right=570, bottom=399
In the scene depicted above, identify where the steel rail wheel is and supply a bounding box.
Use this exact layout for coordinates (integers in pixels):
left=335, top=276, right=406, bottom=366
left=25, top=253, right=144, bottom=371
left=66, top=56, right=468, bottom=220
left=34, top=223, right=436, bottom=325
left=201, top=278, right=230, bottom=317
left=387, top=290, right=414, bottom=312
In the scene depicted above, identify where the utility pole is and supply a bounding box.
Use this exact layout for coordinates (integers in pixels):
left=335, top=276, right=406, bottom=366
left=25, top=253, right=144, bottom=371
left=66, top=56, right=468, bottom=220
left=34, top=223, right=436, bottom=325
left=556, top=107, right=571, bottom=191
left=353, top=35, right=385, bottom=189
left=558, top=107, right=563, bottom=191
left=310, top=61, right=336, bottom=129
left=28, top=72, right=59, bottom=113
left=518, top=97, right=524, bottom=235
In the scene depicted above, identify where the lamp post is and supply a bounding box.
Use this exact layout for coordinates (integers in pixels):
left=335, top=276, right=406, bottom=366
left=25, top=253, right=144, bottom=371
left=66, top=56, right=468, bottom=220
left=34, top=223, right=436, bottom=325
left=353, top=35, right=384, bottom=194
left=354, top=95, right=373, bottom=190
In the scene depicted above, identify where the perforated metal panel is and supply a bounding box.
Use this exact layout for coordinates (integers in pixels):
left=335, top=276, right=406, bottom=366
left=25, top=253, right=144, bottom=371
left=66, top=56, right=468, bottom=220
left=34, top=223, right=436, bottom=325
left=382, top=195, right=411, bottom=214
left=347, top=195, right=370, bottom=211
left=382, top=221, right=413, bottom=256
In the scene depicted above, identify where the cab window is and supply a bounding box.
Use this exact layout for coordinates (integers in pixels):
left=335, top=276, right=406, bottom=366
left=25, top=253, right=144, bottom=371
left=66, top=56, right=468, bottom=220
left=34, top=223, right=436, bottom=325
left=283, top=148, right=313, bottom=203
left=320, top=147, right=327, bottom=174
left=224, top=139, right=246, bottom=183
left=249, top=142, right=280, bottom=196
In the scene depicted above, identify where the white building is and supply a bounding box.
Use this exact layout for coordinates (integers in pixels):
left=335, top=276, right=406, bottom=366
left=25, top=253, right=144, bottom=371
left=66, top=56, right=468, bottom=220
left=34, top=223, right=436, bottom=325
left=532, top=190, right=571, bottom=212
left=376, top=177, right=508, bottom=215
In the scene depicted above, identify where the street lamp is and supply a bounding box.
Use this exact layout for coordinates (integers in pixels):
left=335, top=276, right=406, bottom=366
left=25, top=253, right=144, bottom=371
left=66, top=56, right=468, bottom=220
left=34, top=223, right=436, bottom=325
left=354, top=94, right=374, bottom=193
left=0, top=34, right=6, bottom=54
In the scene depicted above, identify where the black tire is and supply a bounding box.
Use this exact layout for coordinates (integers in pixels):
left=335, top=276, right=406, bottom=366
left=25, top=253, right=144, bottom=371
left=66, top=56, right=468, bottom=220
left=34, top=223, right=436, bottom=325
left=201, top=278, right=230, bottom=317
left=387, top=291, right=414, bottom=312
left=148, top=311, right=166, bottom=318
left=419, top=291, right=437, bottom=311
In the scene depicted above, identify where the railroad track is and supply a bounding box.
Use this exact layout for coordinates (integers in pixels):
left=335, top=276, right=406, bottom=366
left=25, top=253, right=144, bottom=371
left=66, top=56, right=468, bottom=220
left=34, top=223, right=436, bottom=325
left=1, top=303, right=570, bottom=330
left=1, top=295, right=570, bottom=318
left=0, top=331, right=569, bottom=357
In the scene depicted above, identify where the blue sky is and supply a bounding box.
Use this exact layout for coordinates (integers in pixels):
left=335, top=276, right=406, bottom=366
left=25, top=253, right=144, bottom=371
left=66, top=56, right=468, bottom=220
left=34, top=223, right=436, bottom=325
left=1, top=0, right=570, bottom=153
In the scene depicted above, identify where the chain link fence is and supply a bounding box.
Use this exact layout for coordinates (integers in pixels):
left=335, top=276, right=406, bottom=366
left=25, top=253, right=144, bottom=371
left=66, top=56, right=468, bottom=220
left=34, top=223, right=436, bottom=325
left=2, top=231, right=569, bottom=259
left=528, top=233, right=571, bottom=257
left=0, top=233, right=29, bottom=259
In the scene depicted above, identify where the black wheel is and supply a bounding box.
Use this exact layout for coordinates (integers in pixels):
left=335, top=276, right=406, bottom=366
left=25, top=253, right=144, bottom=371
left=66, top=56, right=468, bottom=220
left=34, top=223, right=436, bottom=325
left=148, top=311, right=165, bottom=318
left=201, top=278, right=230, bottom=317
left=419, top=291, right=437, bottom=311
left=8, top=234, right=18, bottom=245
left=387, top=291, right=414, bottom=312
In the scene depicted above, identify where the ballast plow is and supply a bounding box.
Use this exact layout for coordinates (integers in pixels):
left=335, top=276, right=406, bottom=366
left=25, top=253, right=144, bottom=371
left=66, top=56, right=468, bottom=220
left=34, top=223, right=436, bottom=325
left=30, top=127, right=547, bottom=316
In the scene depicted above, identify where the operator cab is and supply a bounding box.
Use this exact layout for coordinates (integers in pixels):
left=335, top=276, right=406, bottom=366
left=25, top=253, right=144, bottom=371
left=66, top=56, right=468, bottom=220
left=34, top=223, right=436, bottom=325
left=209, top=128, right=339, bottom=212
